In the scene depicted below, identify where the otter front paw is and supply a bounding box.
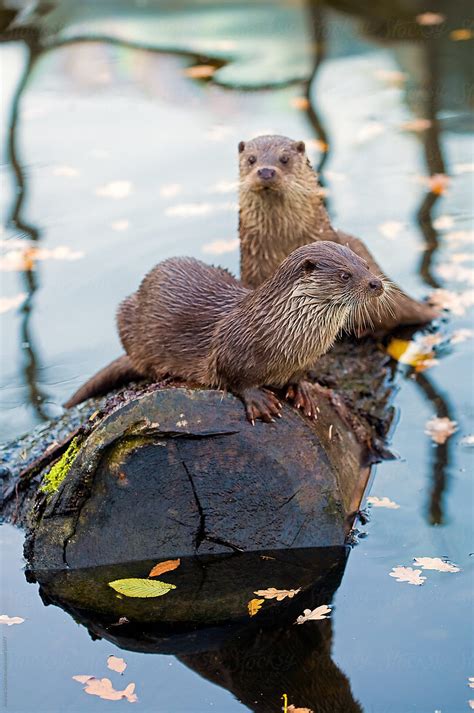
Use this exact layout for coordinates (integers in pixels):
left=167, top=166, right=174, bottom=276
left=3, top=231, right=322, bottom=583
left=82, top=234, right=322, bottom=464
left=239, top=387, right=282, bottom=425
left=286, top=380, right=319, bottom=420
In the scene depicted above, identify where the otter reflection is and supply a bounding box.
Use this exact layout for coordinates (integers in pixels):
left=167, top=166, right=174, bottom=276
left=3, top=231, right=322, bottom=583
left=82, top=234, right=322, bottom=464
left=29, top=547, right=361, bottom=712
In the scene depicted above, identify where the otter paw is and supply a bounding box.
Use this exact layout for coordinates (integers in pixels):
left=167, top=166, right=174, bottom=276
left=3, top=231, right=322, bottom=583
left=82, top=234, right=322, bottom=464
left=240, top=388, right=282, bottom=425
left=286, top=381, right=319, bottom=420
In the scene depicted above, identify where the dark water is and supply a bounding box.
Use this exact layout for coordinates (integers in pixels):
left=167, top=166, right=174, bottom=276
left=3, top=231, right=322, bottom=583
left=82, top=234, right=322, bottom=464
left=1, top=1, right=473, bottom=711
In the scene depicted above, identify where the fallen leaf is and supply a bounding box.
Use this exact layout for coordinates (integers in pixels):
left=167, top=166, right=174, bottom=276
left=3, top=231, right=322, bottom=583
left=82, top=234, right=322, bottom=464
left=290, top=97, right=309, bottom=110
left=425, top=416, right=458, bottom=444
left=73, top=676, right=137, bottom=703
left=426, top=173, right=450, bottom=195
left=437, top=264, right=474, bottom=284
left=469, top=677, right=474, bottom=688
left=428, top=288, right=474, bottom=315
left=444, top=230, right=474, bottom=243
left=450, top=28, right=473, bottom=41
left=159, top=183, right=182, bottom=198
left=367, top=496, right=400, bottom=509
left=416, top=12, right=445, bottom=25
left=254, top=587, right=301, bottom=601
left=460, top=435, right=474, bottom=447
left=0, top=614, right=25, bottom=626
left=109, top=578, right=176, bottom=598
left=469, top=700, right=474, bottom=709
left=451, top=328, right=474, bottom=344
left=109, top=617, right=130, bottom=627
left=0, top=293, right=26, bottom=314
left=389, top=566, right=426, bottom=586
left=287, top=705, right=314, bottom=713
left=52, top=165, right=80, bottom=177
left=453, top=163, right=474, bottom=174
left=0, top=245, right=84, bottom=272
left=400, top=118, right=432, bottom=132
left=433, top=214, right=453, bottom=230
left=248, top=598, right=264, bottom=616
left=295, top=605, right=331, bottom=624
left=450, top=253, right=473, bottom=264
left=202, top=238, right=239, bottom=255
left=378, top=221, right=404, bottom=239
left=96, top=181, right=132, bottom=199
left=373, top=69, right=407, bottom=86
left=148, top=558, right=180, bottom=578
left=184, top=64, right=215, bottom=79
left=305, top=138, right=329, bottom=153
left=110, top=220, right=129, bottom=232
left=107, top=655, right=127, bottom=674
left=413, top=557, right=461, bottom=573
left=386, top=337, right=440, bottom=372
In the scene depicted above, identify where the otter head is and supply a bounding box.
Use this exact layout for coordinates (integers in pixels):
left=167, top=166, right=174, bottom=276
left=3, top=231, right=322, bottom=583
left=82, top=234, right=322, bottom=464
left=238, top=135, right=310, bottom=195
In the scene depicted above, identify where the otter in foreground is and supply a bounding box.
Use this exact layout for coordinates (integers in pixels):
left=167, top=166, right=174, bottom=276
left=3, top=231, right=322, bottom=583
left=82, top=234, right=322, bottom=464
left=66, top=242, right=385, bottom=422
left=238, top=134, right=438, bottom=332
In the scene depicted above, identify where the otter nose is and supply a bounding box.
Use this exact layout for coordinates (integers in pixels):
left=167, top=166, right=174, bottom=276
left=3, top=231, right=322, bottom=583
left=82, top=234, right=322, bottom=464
left=368, top=278, right=383, bottom=295
left=257, top=167, right=276, bottom=180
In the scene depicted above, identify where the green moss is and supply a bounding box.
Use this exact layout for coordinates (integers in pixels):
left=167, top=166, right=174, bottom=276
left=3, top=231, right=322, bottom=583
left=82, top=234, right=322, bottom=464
left=41, top=437, right=81, bottom=494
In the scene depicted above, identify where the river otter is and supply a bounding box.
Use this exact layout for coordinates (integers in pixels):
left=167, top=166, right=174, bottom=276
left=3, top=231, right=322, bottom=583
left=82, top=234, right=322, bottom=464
left=65, top=242, right=386, bottom=422
left=238, top=134, right=438, bottom=332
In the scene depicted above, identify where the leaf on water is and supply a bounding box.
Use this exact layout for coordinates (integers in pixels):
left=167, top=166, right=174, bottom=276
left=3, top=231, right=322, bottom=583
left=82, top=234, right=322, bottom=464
left=305, top=138, right=329, bottom=153
left=437, top=264, right=474, bottom=284
left=451, top=253, right=473, bottom=264
left=425, top=417, right=458, bottom=445
left=433, top=214, right=453, bottom=230
left=469, top=677, right=474, bottom=688
left=202, top=239, right=239, bottom=255
left=450, top=29, right=473, bottom=41
left=290, top=97, right=309, bottom=110
left=453, top=163, right=474, bottom=175
left=469, top=700, right=474, bottom=710
left=160, top=183, right=182, bottom=198
left=386, top=337, right=440, bottom=372
left=184, top=65, right=215, bottom=79
left=254, top=587, right=301, bottom=601
left=416, top=12, right=445, bottom=25
left=367, top=496, right=400, bottom=509
left=248, top=598, right=265, bottom=616
left=428, top=288, right=474, bottom=316
left=413, top=557, right=461, bottom=573
left=109, top=578, right=176, bottom=598
left=425, top=173, right=450, bottom=195
left=287, top=705, right=314, bottom=713
left=0, top=614, right=25, bottom=626
left=400, top=118, right=432, bottom=132
left=451, top=328, right=474, bottom=344
left=295, top=605, right=331, bottom=624
left=0, top=245, right=84, bottom=272
left=73, top=676, right=137, bottom=702
left=460, top=435, right=474, bottom=447
left=148, top=558, right=181, bottom=578
left=0, top=293, right=26, bottom=314
left=110, top=220, right=130, bottom=232
left=378, top=221, right=404, bottom=239
left=52, top=165, right=80, bottom=177
left=389, top=567, right=426, bottom=586
left=444, top=230, right=474, bottom=243
left=96, top=181, right=132, bottom=199
left=107, top=655, right=127, bottom=674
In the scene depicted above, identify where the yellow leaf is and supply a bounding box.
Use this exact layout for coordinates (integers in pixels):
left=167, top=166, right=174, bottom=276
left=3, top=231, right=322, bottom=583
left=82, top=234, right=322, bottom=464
left=108, top=578, right=176, bottom=598
left=148, top=559, right=181, bottom=578
left=386, top=338, right=437, bottom=371
left=450, top=28, right=473, bottom=41
left=184, top=65, right=215, bottom=79
left=254, top=587, right=301, bottom=601
left=248, top=598, right=264, bottom=616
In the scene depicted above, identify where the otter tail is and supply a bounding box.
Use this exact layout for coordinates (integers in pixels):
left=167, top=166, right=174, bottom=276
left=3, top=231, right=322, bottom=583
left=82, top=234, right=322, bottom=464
left=64, top=355, right=143, bottom=408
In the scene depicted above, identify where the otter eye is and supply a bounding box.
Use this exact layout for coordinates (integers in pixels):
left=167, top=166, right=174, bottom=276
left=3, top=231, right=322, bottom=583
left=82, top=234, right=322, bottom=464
left=280, top=155, right=289, bottom=164
left=248, top=155, right=257, bottom=165
left=340, top=271, right=352, bottom=282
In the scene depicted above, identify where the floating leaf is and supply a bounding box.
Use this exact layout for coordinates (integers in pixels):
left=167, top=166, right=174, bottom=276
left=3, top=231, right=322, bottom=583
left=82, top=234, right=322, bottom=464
left=413, top=557, right=461, bottom=573
left=107, top=655, right=127, bottom=674
left=386, top=337, right=440, bottom=372
left=0, top=614, right=25, bottom=626
left=425, top=417, right=458, bottom=445
left=248, top=598, right=264, bottom=616
left=451, top=329, right=473, bottom=344
left=0, top=293, right=26, bottom=314
left=148, top=559, right=181, bottom=578
left=305, top=138, right=329, bottom=153
left=73, top=676, right=137, bottom=702
left=184, top=64, right=215, bottom=79
left=416, top=12, right=445, bottom=25
left=428, top=288, right=474, bottom=316
left=433, top=214, right=453, bottom=230
left=367, top=496, right=400, bottom=509
left=426, top=173, right=450, bottom=195
left=290, top=96, right=309, bottom=110
left=254, top=587, right=301, bottom=601
left=288, top=705, right=314, bottom=713
left=108, top=578, right=176, bottom=598
left=389, top=567, right=426, bottom=586
left=444, top=230, right=474, bottom=243
left=460, top=435, right=474, bottom=447
left=400, top=118, right=432, bottom=133
left=437, top=263, right=474, bottom=284
left=469, top=677, right=474, bottom=688
left=450, top=29, right=473, bottom=41
left=295, top=605, right=331, bottom=624
left=453, top=163, right=474, bottom=175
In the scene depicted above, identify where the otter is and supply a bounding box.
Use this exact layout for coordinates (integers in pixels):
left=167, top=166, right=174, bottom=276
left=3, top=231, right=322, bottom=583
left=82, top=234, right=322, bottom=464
left=65, top=242, right=386, bottom=422
left=238, top=134, right=438, bottom=332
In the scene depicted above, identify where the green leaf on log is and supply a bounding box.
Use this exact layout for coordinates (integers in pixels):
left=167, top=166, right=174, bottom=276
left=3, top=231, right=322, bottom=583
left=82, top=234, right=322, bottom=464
left=108, top=578, right=176, bottom=598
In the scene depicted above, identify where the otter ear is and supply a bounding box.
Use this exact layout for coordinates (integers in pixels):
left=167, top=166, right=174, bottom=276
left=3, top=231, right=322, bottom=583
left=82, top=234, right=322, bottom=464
left=302, top=258, right=318, bottom=273
left=295, top=140, right=306, bottom=154
left=238, top=141, right=246, bottom=153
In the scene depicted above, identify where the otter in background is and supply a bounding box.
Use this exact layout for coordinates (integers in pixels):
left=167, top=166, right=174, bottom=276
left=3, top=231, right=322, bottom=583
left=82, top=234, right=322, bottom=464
left=65, top=242, right=386, bottom=420
left=238, top=134, right=438, bottom=332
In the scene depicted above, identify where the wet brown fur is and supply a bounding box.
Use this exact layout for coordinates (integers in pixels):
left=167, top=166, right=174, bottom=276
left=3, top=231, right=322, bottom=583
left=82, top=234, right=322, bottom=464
left=66, top=242, right=384, bottom=417
left=238, top=134, right=438, bottom=331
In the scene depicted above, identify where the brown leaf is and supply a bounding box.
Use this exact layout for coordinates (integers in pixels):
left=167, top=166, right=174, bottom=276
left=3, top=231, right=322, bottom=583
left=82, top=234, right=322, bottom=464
left=107, top=655, right=127, bottom=674
left=287, top=705, right=314, bottom=713
left=148, top=558, right=181, bottom=578
left=416, top=12, right=445, bottom=25
left=254, top=587, right=301, bottom=601
left=184, top=65, right=215, bottom=79
left=425, top=417, right=458, bottom=444
left=450, top=28, right=473, bottom=41
left=73, top=676, right=137, bottom=702
left=248, top=598, right=264, bottom=616
left=389, top=567, right=425, bottom=586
